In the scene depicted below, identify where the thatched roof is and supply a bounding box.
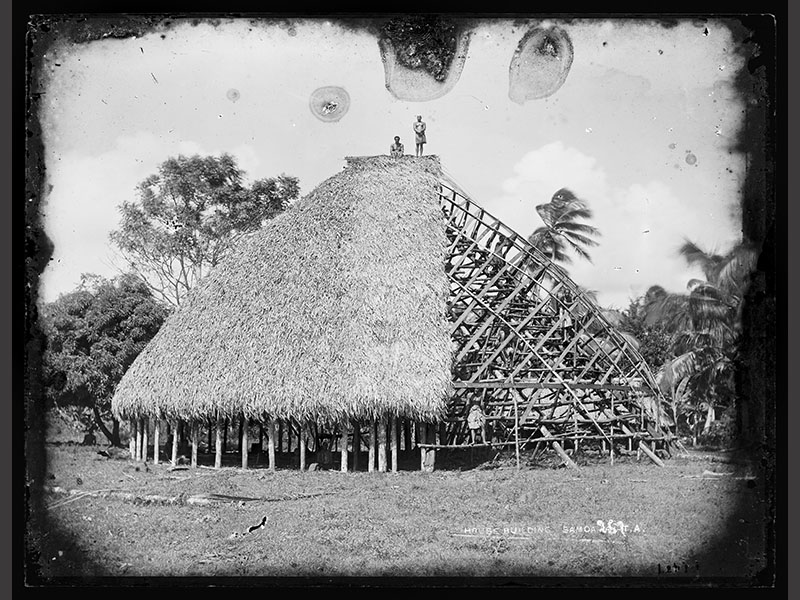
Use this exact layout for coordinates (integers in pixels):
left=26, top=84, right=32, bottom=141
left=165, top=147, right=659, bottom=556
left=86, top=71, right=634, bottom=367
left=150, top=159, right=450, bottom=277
left=112, top=155, right=453, bottom=424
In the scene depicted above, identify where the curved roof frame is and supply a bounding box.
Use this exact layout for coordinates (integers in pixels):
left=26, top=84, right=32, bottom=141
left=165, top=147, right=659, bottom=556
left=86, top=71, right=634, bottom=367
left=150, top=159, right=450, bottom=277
left=437, top=178, right=673, bottom=451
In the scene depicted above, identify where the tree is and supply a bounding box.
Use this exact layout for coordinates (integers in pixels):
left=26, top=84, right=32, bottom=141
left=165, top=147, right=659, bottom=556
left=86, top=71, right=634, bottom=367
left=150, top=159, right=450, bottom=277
left=41, top=273, right=169, bottom=446
left=642, top=240, right=757, bottom=445
left=110, top=154, right=299, bottom=307
left=528, top=188, right=601, bottom=266
left=620, top=297, right=672, bottom=371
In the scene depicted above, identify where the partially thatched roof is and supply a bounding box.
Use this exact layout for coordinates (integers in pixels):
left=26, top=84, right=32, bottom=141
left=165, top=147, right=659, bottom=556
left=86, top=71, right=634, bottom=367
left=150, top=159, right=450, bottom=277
left=112, top=155, right=453, bottom=424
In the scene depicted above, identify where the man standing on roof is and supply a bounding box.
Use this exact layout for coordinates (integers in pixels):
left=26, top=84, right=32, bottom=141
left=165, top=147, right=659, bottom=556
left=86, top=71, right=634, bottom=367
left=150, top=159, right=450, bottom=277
left=390, top=136, right=404, bottom=158
left=413, top=115, right=427, bottom=157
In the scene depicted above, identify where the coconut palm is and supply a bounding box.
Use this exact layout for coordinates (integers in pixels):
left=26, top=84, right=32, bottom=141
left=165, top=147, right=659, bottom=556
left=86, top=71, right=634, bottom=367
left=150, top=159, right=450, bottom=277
left=528, top=188, right=601, bottom=266
left=645, top=240, right=757, bottom=444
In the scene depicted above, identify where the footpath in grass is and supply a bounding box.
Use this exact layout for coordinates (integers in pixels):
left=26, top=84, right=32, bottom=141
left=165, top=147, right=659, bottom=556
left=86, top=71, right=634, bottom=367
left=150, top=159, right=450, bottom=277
left=27, top=443, right=770, bottom=582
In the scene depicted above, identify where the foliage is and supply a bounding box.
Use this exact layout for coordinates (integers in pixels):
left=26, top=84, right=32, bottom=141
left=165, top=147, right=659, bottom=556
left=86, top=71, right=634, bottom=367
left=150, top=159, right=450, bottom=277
left=110, top=154, right=299, bottom=307
left=41, top=273, right=169, bottom=445
left=620, top=298, right=672, bottom=372
left=528, top=188, right=601, bottom=266
left=641, top=240, right=757, bottom=446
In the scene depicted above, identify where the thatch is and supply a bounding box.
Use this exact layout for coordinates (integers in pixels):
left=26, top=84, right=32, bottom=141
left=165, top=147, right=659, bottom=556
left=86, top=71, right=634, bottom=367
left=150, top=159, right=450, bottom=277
left=112, top=155, right=453, bottom=425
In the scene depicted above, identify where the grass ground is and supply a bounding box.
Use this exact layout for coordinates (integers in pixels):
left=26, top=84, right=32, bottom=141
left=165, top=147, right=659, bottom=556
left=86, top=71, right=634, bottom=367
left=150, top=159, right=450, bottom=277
left=25, top=433, right=771, bottom=584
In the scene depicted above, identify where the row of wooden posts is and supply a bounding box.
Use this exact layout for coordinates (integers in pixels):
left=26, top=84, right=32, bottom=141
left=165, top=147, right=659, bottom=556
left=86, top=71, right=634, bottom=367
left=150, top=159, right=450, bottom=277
left=127, top=414, right=440, bottom=472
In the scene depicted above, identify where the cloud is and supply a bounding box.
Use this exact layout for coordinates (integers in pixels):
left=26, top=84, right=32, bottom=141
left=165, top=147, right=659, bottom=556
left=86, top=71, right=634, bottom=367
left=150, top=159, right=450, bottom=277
left=485, top=143, right=741, bottom=309
left=38, top=132, right=263, bottom=303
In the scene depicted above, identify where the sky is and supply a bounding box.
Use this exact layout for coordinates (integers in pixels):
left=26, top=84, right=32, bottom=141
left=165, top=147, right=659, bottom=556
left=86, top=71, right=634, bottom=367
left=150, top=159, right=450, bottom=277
left=36, top=17, right=748, bottom=310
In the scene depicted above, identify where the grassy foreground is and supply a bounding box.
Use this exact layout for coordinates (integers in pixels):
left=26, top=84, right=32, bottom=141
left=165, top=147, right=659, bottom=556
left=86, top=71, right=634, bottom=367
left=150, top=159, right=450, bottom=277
left=26, top=441, right=769, bottom=584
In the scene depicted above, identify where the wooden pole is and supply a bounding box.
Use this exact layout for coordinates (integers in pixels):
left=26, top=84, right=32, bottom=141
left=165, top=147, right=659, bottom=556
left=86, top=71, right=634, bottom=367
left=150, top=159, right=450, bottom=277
left=377, top=414, right=388, bottom=472
left=513, top=393, right=521, bottom=471
left=418, top=422, right=426, bottom=471
left=278, top=421, right=283, bottom=453
left=191, top=422, right=199, bottom=468
left=237, top=417, right=244, bottom=455
left=136, top=418, right=144, bottom=462
left=340, top=422, right=349, bottom=473
left=299, top=422, right=307, bottom=471
left=129, top=419, right=137, bottom=459
left=610, top=395, right=615, bottom=466
left=142, top=418, right=149, bottom=463
left=390, top=415, right=399, bottom=472
left=153, top=418, right=160, bottom=465
left=421, top=423, right=436, bottom=472
left=638, top=440, right=665, bottom=467
left=267, top=419, right=276, bottom=472
left=287, top=421, right=294, bottom=453
left=215, top=413, right=224, bottom=469
left=241, top=417, right=249, bottom=469
left=368, top=419, right=376, bottom=473
left=352, top=421, right=360, bottom=471
left=540, top=425, right=579, bottom=473
left=171, top=420, right=179, bottom=466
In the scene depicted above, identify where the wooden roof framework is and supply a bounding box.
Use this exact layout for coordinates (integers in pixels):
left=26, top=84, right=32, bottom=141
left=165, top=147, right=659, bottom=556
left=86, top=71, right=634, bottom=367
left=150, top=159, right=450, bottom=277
left=437, top=179, right=674, bottom=463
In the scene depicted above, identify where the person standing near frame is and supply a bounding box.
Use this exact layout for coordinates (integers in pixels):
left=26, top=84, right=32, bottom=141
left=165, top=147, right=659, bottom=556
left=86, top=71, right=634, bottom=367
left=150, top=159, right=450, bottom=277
left=413, top=115, right=427, bottom=157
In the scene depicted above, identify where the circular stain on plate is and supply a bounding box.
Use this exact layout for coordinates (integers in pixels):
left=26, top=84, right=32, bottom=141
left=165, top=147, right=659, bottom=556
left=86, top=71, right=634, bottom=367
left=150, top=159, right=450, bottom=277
left=309, top=86, right=350, bottom=122
left=685, top=153, right=697, bottom=165
left=509, top=25, right=574, bottom=103
left=226, top=88, right=240, bottom=103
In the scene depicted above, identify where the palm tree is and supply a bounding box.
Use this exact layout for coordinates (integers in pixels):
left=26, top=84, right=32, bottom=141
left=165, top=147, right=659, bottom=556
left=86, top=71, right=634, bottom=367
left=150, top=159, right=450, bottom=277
left=528, top=188, right=601, bottom=266
left=645, top=240, right=757, bottom=444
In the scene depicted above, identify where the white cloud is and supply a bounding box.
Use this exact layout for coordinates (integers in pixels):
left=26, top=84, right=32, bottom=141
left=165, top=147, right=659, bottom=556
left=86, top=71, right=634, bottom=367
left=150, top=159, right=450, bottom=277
left=38, top=132, right=264, bottom=303
left=484, top=143, right=741, bottom=309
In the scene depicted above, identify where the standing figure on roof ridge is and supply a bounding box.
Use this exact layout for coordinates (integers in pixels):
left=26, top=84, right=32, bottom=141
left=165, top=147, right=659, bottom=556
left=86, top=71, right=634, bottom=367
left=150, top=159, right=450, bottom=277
left=413, top=115, right=427, bottom=157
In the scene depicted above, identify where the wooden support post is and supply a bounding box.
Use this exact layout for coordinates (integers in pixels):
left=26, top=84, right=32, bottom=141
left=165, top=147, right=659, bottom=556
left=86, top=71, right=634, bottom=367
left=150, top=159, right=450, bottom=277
left=423, top=424, right=436, bottom=472
left=241, top=417, right=249, bottom=469
left=129, top=419, right=137, bottom=459
left=191, top=422, right=199, bottom=468
left=541, top=425, right=579, bottom=473
left=340, top=423, right=349, bottom=473
left=638, top=440, right=665, bottom=467
left=368, top=420, right=376, bottom=473
left=352, top=421, right=360, bottom=471
left=171, top=420, right=179, bottom=466
left=215, top=414, right=224, bottom=469
left=299, top=422, right=307, bottom=471
left=136, top=418, right=144, bottom=462
left=418, top=422, right=426, bottom=471
left=278, top=421, right=283, bottom=453
left=259, top=423, right=264, bottom=449
left=513, top=397, right=520, bottom=471
left=390, top=415, right=398, bottom=473
left=153, top=418, right=160, bottom=465
left=142, top=418, right=149, bottom=463
left=377, top=414, right=388, bottom=473
left=267, top=419, right=276, bottom=472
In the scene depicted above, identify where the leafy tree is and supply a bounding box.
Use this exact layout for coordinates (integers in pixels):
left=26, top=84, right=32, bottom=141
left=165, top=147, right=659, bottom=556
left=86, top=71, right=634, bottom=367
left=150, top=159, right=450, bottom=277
left=528, top=188, right=601, bottom=266
left=41, top=274, right=169, bottom=446
left=110, top=154, right=299, bottom=307
left=620, top=297, right=672, bottom=371
left=641, top=240, right=757, bottom=445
